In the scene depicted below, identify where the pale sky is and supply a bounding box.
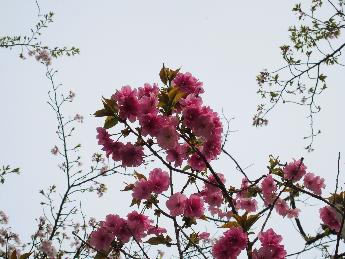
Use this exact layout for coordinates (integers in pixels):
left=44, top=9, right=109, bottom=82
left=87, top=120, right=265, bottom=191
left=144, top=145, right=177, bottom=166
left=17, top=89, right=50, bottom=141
left=1, top=0, right=344, bottom=258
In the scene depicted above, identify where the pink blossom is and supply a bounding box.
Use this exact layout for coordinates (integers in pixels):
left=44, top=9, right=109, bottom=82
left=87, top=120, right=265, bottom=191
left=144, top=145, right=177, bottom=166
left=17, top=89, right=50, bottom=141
left=184, top=194, right=205, bottom=218
left=147, top=226, right=167, bottom=236
left=319, top=206, right=341, bottom=232
left=202, top=137, right=222, bottom=160
left=206, top=173, right=226, bottom=193
left=198, top=232, right=210, bottom=240
left=259, top=228, right=283, bottom=246
left=303, top=172, right=325, bottom=195
left=104, top=214, right=122, bottom=235
left=114, top=217, right=132, bottom=243
left=111, top=141, right=124, bottom=161
left=192, top=114, right=215, bottom=138
left=120, top=143, right=144, bottom=167
left=208, top=205, right=223, bottom=216
left=183, top=106, right=202, bottom=129
left=236, top=198, right=258, bottom=213
left=287, top=208, right=300, bottom=218
left=90, top=227, right=113, bottom=251
left=261, top=175, right=277, bottom=205
left=148, top=168, right=170, bottom=194
left=188, top=153, right=206, bottom=171
left=179, top=94, right=203, bottom=108
left=173, top=72, right=204, bottom=95
left=252, top=246, right=287, bottom=259
left=112, top=86, right=139, bottom=122
left=253, top=228, right=287, bottom=259
left=261, top=175, right=277, bottom=195
left=138, top=94, right=158, bottom=115
left=203, top=191, right=224, bottom=207
left=132, top=179, right=152, bottom=200
left=218, top=210, right=234, bottom=219
left=166, top=144, right=189, bottom=167
left=274, top=198, right=290, bottom=217
left=212, top=228, right=248, bottom=259
left=283, top=159, right=307, bottom=181
left=274, top=198, right=299, bottom=218
left=166, top=192, right=187, bottom=217
left=127, top=211, right=152, bottom=240
left=96, top=127, right=113, bottom=157
left=236, top=178, right=250, bottom=199
left=138, top=83, right=159, bottom=98
left=201, top=106, right=223, bottom=137
left=139, top=113, right=163, bottom=137
left=156, top=125, right=179, bottom=150
left=182, top=105, right=223, bottom=142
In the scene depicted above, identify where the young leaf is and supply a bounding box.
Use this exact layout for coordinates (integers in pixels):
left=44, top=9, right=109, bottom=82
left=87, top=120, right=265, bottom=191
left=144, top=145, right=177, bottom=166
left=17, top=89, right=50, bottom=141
left=104, top=116, right=118, bottom=129
left=145, top=234, right=172, bottom=245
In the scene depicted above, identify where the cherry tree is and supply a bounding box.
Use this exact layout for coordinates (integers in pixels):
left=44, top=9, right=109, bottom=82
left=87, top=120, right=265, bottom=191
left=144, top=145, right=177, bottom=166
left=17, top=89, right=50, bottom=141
left=1, top=0, right=344, bottom=258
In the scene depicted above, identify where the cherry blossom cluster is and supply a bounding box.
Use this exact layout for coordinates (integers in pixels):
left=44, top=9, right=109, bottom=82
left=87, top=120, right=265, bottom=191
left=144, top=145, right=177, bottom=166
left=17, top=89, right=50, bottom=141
left=90, top=211, right=166, bottom=251
left=319, top=206, right=342, bottom=232
left=166, top=193, right=205, bottom=218
left=92, top=68, right=342, bottom=259
left=212, top=227, right=248, bottom=259
left=96, top=127, right=144, bottom=167
left=96, top=71, right=223, bottom=171
left=252, top=228, right=287, bottom=259
left=132, top=168, right=170, bottom=200
left=260, top=159, right=326, bottom=219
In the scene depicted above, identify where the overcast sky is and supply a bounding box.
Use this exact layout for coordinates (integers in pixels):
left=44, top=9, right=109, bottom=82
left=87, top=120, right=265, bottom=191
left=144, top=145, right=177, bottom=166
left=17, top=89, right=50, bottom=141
left=1, top=0, right=344, bottom=258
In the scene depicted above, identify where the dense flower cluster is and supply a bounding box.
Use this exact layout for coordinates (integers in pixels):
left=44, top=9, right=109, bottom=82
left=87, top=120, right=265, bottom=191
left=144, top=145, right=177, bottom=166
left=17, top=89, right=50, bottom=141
left=212, top=227, right=247, bottom=259
left=96, top=127, right=144, bottom=167
left=303, top=173, right=325, bottom=195
left=259, top=161, right=326, bottom=219
left=96, top=72, right=223, bottom=171
left=90, top=211, right=166, bottom=251
left=201, top=173, right=225, bottom=209
left=319, top=206, right=341, bottom=232
left=252, top=228, right=287, bottom=259
left=166, top=193, right=205, bottom=218
left=93, top=69, right=337, bottom=259
left=132, top=168, right=170, bottom=200
left=283, top=159, right=306, bottom=181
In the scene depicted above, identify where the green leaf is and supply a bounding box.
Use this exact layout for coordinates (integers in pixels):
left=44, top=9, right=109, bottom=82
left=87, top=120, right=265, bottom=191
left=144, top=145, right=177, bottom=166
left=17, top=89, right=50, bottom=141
left=158, top=91, right=170, bottom=108
left=104, top=116, right=118, bottom=129
left=232, top=213, right=260, bottom=231
left=102, top=97, right=118, bottom=113
left=145, top=234, right=172, bottom=245
left=94, top=109, right=113, bottom=117
left=269, top=92, right=278, bottom=98
left=159, top=64, right=181, bottom=86
left=168, top=87, right=186, bottom=105
left=182, top=165, right=191, bottom=171
left=159, top=64, right=168, bottom=85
